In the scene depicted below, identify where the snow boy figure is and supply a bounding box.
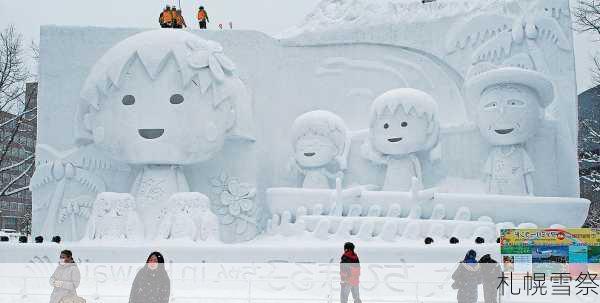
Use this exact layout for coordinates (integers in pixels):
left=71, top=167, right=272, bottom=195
left=289, top=110, right=349, bottom=189
left=466, top=66, right=554, bottom=195
left=361, top=88, right=440, bottom=191
left=76, top=30, right=254, bottom=239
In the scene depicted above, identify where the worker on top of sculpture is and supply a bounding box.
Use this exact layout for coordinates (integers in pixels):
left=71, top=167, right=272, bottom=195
left=159, top=5, right=172, bottom=28
left=197, top=6, right=210, bottom=29
left=75, top=30, right=254, bottom=239
left=361, top=88, right=440, bottom=191
left=174, top=9, right=187, bottom=29
left=289, top=110, right=350, bottom=189
left=465, top=65, right=554, bottom=196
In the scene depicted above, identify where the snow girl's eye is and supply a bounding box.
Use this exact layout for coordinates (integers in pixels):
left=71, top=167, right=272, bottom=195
left=170, top=94, right=184, bottom=105
left=383, top=123, right=390, bottom=129
left=484, top=101, right=498, bottom=109
left=507, top=99, right=525, bottom=107
left=401, top=122, right=408, bottom=127
left=122, top=95, right=135, bottom=105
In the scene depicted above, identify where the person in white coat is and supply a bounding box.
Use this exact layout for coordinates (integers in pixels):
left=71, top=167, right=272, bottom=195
left=49, top=250, right=81, bottom=303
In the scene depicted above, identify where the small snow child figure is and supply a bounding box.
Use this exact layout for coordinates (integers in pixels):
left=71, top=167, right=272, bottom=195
left=451, top=250, right=481, bottom=303
left=289, top=110, right=349, bottom=189
left=340, top=242, right=361, bottom=303
left=466, top=66, right=554, bottom=195
left=157, top=192, right=219, bottom=241
left=362, top=88, right=440, bottom=191
left=129, top=252, right=171, bottom=303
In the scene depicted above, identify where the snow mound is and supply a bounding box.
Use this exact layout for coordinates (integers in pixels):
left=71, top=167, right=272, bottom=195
left=280, top=0, right=501, bottom=38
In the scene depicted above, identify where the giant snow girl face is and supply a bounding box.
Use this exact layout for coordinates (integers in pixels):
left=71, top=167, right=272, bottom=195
left=89, top=58, right=235, bottom=165
left=477, top=84, right=542, bottom=146
left=371, top=107, right=431, bottom=156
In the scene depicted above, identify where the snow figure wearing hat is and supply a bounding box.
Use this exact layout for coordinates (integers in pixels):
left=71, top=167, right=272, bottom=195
left=465, top=65, right=554, bottom=196
left=76, top=30, right=254, bottom=239
left=361, top=88, right=440, bottom=191
left=289, top=110, right=349, bottom=189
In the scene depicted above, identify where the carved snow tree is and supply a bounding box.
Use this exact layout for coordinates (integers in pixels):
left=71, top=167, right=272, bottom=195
left=0, top=25, right=36, bottom=200
left=446, top=0, right=571, bottom=72
left=575, top=0, right=600, bottom=85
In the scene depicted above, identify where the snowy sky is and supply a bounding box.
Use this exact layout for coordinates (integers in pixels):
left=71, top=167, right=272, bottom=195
left=0, top=0, right=597, bottom=93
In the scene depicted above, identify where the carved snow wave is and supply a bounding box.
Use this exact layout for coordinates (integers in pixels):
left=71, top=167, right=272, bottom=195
left=280, top=0, right=502, bottom=38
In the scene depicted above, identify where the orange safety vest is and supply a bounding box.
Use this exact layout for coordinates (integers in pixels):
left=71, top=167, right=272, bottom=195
left=163, top=10, right=174, bottom=23
left=159, top=10, right=166, bottom=23
left=175, top=13, right=185, bottom=26
left=197, top=10, right=207, bottom=21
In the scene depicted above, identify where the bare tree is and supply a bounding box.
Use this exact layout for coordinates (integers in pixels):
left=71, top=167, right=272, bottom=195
left=0, top=24, right=36, bottom=201
left=575, top=1, right=600, bottom=226
left=575, top=0, right=600, bottom=85
left=580, top=118, right=600, bottom=192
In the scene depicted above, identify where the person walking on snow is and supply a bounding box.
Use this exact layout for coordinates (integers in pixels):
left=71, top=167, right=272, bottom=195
left=340, top=242, right=362, bottom=303
left=197, top=6, right=209, bottom=29
left=49, top=250, right=81, bottom=303
left=451, top=250, right=481, bottom=303
left=479, top=254, right=502, bottom=303
left=129, top=252, right=171, bottom=303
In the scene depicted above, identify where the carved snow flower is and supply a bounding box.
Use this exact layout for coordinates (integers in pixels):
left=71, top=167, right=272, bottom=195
left=220, top=179, right=255, bottom=216
left=185, top=39, right=236, bottom=82
left=211, top=174, right=257, bottom=234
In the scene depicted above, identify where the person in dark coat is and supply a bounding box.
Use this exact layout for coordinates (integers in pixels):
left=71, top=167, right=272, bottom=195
left=129, top=252, right=171, bottom=303
left=451, top=250, right=480, bottom=303
left=479, top=254, right=502, bottom=303
left=340, top=242, right=361, bottom=303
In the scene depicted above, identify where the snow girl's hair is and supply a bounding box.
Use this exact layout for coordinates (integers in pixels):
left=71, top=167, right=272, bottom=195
left=290, top=110, right=350, bottom=169
left=75, top=29, right=254, bottom=145
left=361, top=88, right=441, bottom=164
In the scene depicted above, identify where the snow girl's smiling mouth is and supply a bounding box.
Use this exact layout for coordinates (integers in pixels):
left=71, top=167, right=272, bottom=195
left=387, top=137, right=403, bottom=143
left=494, top=128, right=514, bottom=135
left=304, top=152, right=316, bottom=157
left=138, top=129, right=165, bottom=139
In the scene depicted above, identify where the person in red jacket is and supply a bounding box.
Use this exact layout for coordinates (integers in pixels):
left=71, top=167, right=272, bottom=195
left=197, top=6, right=209, bottom=29
left=340, top=242, right=362, bottom=303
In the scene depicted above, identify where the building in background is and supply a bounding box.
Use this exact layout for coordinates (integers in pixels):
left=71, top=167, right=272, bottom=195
left=0, top=82, right=37, bottom=233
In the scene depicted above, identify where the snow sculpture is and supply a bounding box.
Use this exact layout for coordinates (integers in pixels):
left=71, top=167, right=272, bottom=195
left=361, top=88, right=440, bottom=191
left=445, top=0, right=571, bottom=74
left=157, top=192, right=219, bottom=241
left=210, top=174, right=259, bottom=243
left=86, top=193, right=144, bottom=241
left=289, top=110, right=349, bottom=189
left=75, top=30, right=254, bottom=239
left=30, top=145, right=111, bottom=241
left=465, top=65, right=554, bottom=195
left=28, top=0, right=590, bottom=253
